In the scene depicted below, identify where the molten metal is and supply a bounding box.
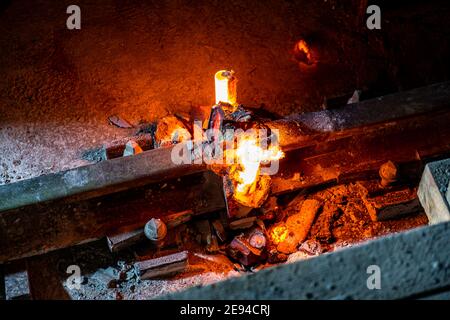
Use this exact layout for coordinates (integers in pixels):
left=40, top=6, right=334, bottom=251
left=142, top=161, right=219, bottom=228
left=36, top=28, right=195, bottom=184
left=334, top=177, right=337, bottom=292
left=214, top=70, right=237, bottom=106
left=233, top=135, right=284, bottom=196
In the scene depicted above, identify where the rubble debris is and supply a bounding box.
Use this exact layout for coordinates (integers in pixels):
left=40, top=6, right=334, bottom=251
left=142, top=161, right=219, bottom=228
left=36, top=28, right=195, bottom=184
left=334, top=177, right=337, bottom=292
left=227, top=227, right=267, bottom=266
left=379, top=161, right=399, bottom=187
left=356, top=180, right=393, bottom=198
left=123, top=141, right=143, bottom=157
left=135, top=251, right=189, bottom=280
left=91, top=267, right=119, bottom=289
left=363, top=188, right=421, bottom=221
left=107, top=228, right=146, bottom=253
left=155, top=115, right=192, bottom=147
left=229, top=216, right=257, bottom=230
left=269, top=224, right=288, bottom=245
left=211, top=219, right=227, bottom=242
left=234, top=169, right=272, bottom=208
left=260, top=196, right=279, bottom=220
left=194, top=220, right=213, bottom=245
left=223, top=176, right=253, bottom=219
left=286, top=251, right=310, bottom=264
left=182, top=219, right=218, bottom=253
left=192, top=253, right=235, bottom=271
left=206, top=234, right=220, bottom=253
left=299, top=240, right=323, bottom=256
left=291, top=172, right=301, bottom=181
left=101, top=134, right=153, bottom=160
left=108, top=114, right=134, bottom=128
left=229, top=105, right=252, bottom=122
left=115, top=292, right=124, bottom=300
left=276, top=199, right=322, bottom=254
left=267, top=249, right=288, bottom=263
left=118, top=260, right=139, bottom=281
left=144, top=218, right=168, bottom=244
left=163, top=210, right=193, bottom=229
left=347, top=90, right=361, bottom=104
left=310, top=202, right=342, bottom=244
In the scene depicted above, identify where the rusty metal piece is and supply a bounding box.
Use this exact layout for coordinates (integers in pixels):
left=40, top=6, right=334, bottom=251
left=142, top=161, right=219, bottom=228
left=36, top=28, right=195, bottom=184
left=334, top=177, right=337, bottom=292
left=310, top=202, right=342, bottom=244
left=227, top=227, right=267, bottom=266
left=107, top=228, right=146, bottom=253
left=123, top=140, right=143, bottom=157
left=155, top=115, right=191, bottom=147
left=249, top=229, right=266, bottom=249
left=211, top=219, right=228, bottom=242
left=222, top=175, right=253, bottom=219
left=206, top=234, right=220, bottom=253
left=102, top=134, right=153, bottom=160
left=163, top=210, right=193, bottom=229
left=144, top=218, right=167, bottom=243
left=108, top=114, right=134, bottom=128
left=229, top=216, right=257, bottom=230
left=135, top=251, right=188, bottom=280
left=277, top=199, right=322, bottom=254
left=194, top=220, right=211, bottom=244
left=379, top=161, right=399, bottom=187
left=363, top=187, right=421, bottom=221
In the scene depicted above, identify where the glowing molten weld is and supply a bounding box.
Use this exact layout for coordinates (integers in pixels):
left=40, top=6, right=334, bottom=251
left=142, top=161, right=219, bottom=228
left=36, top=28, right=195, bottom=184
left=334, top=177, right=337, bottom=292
left=233, top=136, right=284, bottom=196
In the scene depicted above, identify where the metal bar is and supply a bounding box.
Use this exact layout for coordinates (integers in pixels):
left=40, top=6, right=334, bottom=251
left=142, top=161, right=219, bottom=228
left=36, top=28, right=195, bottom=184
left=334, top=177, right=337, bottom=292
left=0, top=144, right=205, bottom=213
left=268, top=81, right=450, bottom=151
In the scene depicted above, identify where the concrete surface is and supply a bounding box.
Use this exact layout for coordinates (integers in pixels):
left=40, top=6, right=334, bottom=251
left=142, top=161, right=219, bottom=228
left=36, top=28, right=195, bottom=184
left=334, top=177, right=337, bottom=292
left=418, top=159, right=450, bottom=224
left=167, top=220, right=450, bottom=300
left=446, top=180, right=450, bottom=207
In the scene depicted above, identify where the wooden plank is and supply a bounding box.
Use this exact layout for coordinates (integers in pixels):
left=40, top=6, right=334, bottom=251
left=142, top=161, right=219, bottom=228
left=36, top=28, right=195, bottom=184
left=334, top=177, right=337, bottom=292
left=26, top=253, right=70, bottom=300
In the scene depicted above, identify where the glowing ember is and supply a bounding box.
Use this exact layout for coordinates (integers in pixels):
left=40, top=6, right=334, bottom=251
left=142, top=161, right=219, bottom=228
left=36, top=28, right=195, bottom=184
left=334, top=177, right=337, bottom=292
left=214, top=70, right=237, bottom=106
left=294, top=39, right=314, bottom=65
left=270, top=225, right=288, bottom=245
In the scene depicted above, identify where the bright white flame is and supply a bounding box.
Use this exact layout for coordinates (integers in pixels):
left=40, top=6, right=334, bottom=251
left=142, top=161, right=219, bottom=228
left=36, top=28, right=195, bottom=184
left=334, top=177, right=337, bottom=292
left=234, top=137, right=284, bottom=194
